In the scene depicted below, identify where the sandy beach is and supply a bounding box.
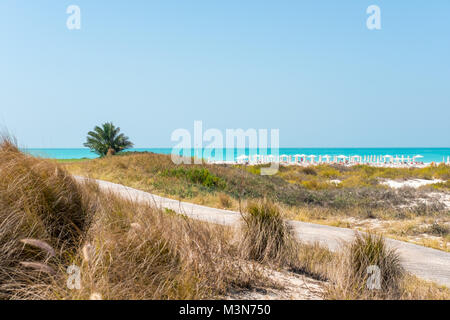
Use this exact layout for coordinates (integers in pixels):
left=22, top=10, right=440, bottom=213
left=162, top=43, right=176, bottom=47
left=381, top=179, right=445, bottom=189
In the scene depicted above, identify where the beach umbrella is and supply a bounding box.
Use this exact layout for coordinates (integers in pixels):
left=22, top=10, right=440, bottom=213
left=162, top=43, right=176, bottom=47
left=322, top=155, right=331, bottom=163
left=236, top=155, right=248, bottom=165
left=308, top=155, right=316, bottom=163
left=279, top=154, right=289, bottom=163
left=295, top=154, right=307, bottom=162
left=252, top=154, right=262, bottom=163
left=236, top=155, right=248, bottom=163
left=336, top=155, right=347, bottom=163
left=383, top=155, right=393, bottom=163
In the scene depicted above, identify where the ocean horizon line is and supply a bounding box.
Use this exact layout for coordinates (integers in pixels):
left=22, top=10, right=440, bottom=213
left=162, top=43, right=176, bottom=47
left=22, top=147, right=450, bottom=150
left=22, top=147, right=450, bottom=163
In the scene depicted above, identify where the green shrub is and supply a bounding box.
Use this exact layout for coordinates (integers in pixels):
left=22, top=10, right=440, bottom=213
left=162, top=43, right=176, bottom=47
left=302, top=167, right=317, bottom=176
left=161, top=167, right=226, bottom=189
left=242, top=165, right=261, bottom=175
left=318, top=167, right=341, bottom=179
left=430, top=180, right=450, bottom=191
left=426, top=223, right=449, bottom=236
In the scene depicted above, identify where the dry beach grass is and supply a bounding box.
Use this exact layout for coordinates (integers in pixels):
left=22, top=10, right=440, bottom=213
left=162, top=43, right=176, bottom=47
left=63, top=152, right=450, bottom=251
left=1, top=141, right=449, bottom=300
left=0, top=139, right=269, bottom=299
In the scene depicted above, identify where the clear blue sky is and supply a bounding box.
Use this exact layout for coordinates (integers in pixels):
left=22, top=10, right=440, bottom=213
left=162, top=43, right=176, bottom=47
left=1, top=1, right=449, bottom=148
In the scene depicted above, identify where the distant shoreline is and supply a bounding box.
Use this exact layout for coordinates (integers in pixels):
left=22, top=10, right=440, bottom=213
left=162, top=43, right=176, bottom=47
left=23, top=147, right=450, bottom=164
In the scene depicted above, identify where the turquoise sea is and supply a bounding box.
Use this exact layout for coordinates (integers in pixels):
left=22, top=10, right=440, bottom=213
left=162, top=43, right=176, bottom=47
left=24, top=148, right=450, bottom=164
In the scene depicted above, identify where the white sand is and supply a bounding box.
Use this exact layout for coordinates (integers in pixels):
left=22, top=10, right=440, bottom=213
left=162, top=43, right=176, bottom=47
left=225, top=268, right=324, bottom=300
left=381, top=179, right=444, bottom=189
left=429, top=192, right=450, bottom=209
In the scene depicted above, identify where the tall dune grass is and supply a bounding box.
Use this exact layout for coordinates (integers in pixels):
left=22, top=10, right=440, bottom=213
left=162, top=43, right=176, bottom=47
left=296, top=238, right=449, bottom=300
left=0, top=138, right=94, bottom=298
left=2, top=142, right=448, bottom=300
left=237, top=199, right=449, bottom=299
left=0, top=139, right=265, bottom=299
left=239, top=200, right=298, bottom=266
left=326, top=233, right=404, bottom=299
left=46, top=189, right=264, bottom=300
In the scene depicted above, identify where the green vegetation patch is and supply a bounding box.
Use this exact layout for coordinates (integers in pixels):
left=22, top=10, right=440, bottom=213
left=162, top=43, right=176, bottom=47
left=277, top=163, right=450, bottom=190
left=430, top=180, right=450, bottom=191
left=64, top=152, right=448, bottom=215
left=161, top=167, right=226, bottom=189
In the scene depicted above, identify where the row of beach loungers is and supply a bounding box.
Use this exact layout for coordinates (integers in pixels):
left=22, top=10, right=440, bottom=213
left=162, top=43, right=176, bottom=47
left=208, top=155, right=450, bottom=167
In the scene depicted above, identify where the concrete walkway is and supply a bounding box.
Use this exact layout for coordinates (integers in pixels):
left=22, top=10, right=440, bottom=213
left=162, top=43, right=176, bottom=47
left=75, top=176, right=450, bottom=288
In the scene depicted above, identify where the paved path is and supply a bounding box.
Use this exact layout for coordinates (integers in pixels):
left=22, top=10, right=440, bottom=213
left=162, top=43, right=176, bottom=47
left=75, top=176, right=450, bottom=288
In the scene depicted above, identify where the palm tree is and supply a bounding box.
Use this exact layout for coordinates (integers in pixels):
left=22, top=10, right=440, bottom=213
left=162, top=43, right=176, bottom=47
left=84, top=122, right=134, bottom=157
